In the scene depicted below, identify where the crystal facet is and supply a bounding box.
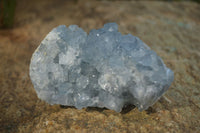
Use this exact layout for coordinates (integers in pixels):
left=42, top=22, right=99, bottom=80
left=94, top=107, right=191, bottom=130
left=30, top=23, right=174, bottom=112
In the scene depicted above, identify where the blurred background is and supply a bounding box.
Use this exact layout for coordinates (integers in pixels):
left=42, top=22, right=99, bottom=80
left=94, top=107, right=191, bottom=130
left=0, top=0, right=199, bottom=133
left=0, top=0, right=200, bottom=29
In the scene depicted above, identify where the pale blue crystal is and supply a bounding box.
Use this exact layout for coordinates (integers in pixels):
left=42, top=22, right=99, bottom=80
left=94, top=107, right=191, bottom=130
left=30, top=23, right=174, bottom=112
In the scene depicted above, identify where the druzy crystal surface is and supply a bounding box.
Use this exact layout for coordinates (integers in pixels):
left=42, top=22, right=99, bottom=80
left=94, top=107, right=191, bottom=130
left=30, top=23, right=174, bottom=112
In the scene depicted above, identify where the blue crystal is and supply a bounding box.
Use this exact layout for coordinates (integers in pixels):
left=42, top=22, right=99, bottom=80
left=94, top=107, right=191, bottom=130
left=30, top=23, right=174, bottom=112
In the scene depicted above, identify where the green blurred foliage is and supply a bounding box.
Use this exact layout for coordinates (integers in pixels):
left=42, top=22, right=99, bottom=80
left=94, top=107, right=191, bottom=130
left=0, top=0, right=16, bottom=28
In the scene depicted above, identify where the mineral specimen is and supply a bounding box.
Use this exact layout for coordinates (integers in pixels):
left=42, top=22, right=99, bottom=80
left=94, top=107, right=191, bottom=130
left=29, top=23, right=174, bottom=112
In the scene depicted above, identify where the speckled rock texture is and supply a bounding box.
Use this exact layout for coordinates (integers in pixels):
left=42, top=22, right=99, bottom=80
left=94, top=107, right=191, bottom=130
left=0, top=0, right=199, bottom=133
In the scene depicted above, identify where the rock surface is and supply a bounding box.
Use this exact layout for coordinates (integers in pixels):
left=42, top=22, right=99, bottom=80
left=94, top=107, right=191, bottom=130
left=0, top=0, right=200, bottom=133
left=30, top=23, right=173, bottom=112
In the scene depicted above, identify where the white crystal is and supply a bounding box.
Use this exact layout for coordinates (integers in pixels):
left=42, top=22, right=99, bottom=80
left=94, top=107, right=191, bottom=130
left=30, top=23, right=174, bottom=112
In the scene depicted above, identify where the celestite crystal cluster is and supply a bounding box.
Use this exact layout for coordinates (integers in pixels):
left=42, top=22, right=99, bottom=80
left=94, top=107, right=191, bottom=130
left=29, top=23, right=174, bottom=112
